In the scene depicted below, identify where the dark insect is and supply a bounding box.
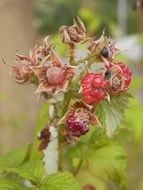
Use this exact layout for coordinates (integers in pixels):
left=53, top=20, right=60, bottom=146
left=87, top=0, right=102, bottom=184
left=100, top=47, right=110, bottom=58
left=104, top=70, right=112, bottom=80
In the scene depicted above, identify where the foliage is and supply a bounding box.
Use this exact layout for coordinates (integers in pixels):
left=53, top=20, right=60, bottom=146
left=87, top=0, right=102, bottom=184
left=41, top=172, right=81, bottom=190
left=66, top=127, right=127, bottom=189
left=102, top=93, right=131, bottom=137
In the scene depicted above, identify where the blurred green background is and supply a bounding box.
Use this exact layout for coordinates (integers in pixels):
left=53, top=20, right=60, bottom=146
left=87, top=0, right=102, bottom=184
left=0, top=0, right=143, bottom=189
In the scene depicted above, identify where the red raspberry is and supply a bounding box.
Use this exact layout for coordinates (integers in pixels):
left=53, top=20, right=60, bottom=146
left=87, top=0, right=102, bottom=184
left=65, top=116, right=89, bottom=137
left=81, top=73, right=109, bottom=105
left=106, top=62, right=132, bottom=95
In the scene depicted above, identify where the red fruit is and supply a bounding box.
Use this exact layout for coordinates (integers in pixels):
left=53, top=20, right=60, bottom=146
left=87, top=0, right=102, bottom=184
left=106, top=62, right=132, bottom=95
left=81, top=73, right=109, bottom=105
left=65, top=116, right=89, bottom=137
left=65, top=102, right=97, bottom=137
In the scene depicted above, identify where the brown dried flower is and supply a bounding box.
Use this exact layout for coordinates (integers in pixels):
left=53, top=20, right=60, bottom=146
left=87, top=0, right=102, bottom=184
left=32, top=51, right=75, bottom=94
left=60, top=17, right=86, bottom=46
left=37, top=36, right=54, bottom=64
left=88, top=35, right=119, bottom=63
left=10, top=48, right=38, bottom=84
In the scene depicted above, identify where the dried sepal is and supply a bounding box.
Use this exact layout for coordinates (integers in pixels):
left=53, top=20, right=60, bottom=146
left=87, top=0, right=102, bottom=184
left=88, top=34, right=119, bottom=62
left=37, top=36, right=54, bottom=64
left=10, top=48, right=38, bottom=84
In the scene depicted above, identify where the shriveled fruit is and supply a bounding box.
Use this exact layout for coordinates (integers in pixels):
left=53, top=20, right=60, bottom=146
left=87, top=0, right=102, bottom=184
left=106, top=62, right=132, bottom=95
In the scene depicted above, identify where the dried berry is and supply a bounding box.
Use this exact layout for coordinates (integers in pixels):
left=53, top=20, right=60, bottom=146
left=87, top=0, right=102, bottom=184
left=32, top=51, right=74, bottom=94
left=107, top=62, right=132, bottom=95
left=104, top=70, right=112, bottom=80
left=66, top=116, right=89, bottom=137
left=65, top=102, right=97, bottom=137
left=60, top=17, right=86, bottom=46
left=100, top=47, right=110, bottom=58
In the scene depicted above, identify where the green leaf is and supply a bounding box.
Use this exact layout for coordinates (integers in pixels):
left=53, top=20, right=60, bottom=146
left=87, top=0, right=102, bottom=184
left=6, top=159, right=44, bottom=184
left=86, top=141, right=127, bottom=188
left=101, top=93, right=131, bottom=137
left=0, top=145, right=29, bottom=171
left=0, top=178, right=20, bottom=190
left=40, top=172, right=81, bottom=190
left=0, top=178, right=34, bottom=190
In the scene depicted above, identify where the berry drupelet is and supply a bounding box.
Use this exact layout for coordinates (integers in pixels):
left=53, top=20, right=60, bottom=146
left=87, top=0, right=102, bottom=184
left=81, top=73, right=109, bottom=105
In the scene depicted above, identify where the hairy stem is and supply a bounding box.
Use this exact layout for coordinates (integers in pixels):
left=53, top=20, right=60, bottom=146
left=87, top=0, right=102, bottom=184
left=74, top=53, right=98, bottom=65
left=69, top=45, right=75, bottom=65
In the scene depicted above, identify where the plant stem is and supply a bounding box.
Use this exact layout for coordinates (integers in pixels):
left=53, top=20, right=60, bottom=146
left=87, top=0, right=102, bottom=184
left=58, top=124, right=64, bottom=171
left=58, top=45, right=93, bottom=172
left=73, top=159, right=83, bottom=176
left=74, top=53, right=98, bottom=65
left=69, top=45, right=75, bottom=65
left=58, top=82, right=72, bottom=171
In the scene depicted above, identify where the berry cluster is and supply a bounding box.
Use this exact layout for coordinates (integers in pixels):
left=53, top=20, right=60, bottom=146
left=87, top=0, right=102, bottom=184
left=10, top=17, right=132, bottom=140
left=63, top=22, right=131, bottom=137
left=81, top=62, right=132, bottom=105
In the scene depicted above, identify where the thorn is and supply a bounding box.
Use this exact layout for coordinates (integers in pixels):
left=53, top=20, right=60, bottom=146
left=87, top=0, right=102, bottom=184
left=78, top=87, right=82, bottom=94
left=102, top=27, right=106, bottom=36
left=96, top=116, right=103, bottom=128
left=57, top=114, right=66, bottom=125
left=106, top=92, right=110, bottom=102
